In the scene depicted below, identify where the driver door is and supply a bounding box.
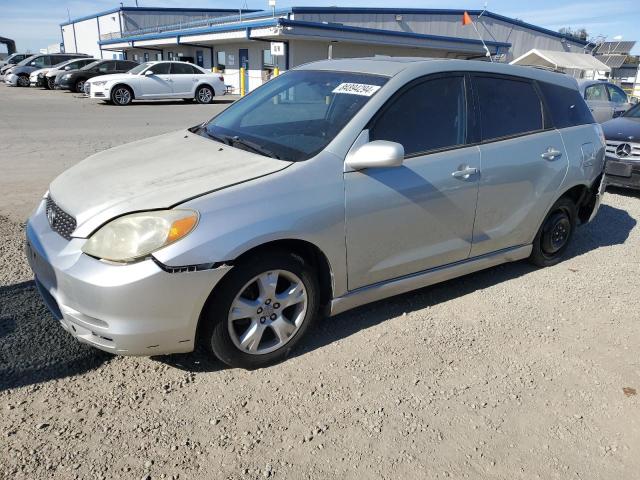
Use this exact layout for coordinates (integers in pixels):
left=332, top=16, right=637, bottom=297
left=139, top=62, right=173, bottom=98
left=344, top=74, right=480, bottom=290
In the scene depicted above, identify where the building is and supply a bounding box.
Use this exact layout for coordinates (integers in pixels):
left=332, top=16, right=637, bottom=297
left=61, top=6, right=590, bottom=93
left=60, top=6, right=259, bottom=60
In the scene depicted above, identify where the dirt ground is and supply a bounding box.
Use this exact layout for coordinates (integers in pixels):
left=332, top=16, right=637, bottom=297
left=1, top=84, right=639, bottom=480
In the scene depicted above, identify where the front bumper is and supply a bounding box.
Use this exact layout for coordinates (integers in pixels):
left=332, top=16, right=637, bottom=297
left=57, top=77, right=74, bottom=90
left=25, top=199, right=232, bottom=355
left=30, top=75, right=45, bottom=87
left=605, top=158, right=640, bottom=190
left=4, top=73, right=18, bottom=86
left=89, top=84, right=108, bottom=99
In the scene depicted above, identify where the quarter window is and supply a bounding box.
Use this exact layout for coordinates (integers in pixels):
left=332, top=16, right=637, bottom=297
left=370, top=76, right=467, bottom=156
left=538, top=82, right=594, bottom=128
left=474, top=76, right=543, bottom=141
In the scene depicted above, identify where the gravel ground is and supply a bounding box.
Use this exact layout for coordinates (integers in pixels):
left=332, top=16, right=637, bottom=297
left=1, top=84, right=639, bottom=480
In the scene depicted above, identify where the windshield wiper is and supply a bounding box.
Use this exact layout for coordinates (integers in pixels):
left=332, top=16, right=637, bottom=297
left=230, top=136, right=281, bottom=159
left=200, top=129, right=232, bottom=146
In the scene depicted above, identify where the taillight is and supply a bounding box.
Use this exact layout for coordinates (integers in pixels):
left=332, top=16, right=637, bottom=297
left=218, top=76, right=224, bottom=82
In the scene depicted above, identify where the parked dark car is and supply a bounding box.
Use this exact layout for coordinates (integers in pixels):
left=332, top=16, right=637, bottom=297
left=603, top=102, right=640, bottom=190
left=57, top=60, right=138, bottom=93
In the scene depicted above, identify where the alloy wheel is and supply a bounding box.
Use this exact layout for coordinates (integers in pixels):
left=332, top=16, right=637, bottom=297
left=198, top=87, right=213, bottom=103
left=114, top=87, right=131, bottom=105
left=17, top=76, right=29, bottom=87
left=75, top=80, right=85, bottom=93
left=227, top=270, right=308, bottom=355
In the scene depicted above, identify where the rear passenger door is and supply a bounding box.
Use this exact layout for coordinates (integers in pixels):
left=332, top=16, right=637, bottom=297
left=344, top=74, right=480, bottom=289
left=170, top=63, right=198, bottom=96
left=469, top=74, right=568, bottom=258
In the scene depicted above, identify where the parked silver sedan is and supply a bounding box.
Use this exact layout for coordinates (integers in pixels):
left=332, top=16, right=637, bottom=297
left=26, top=58, right=606, bottom=368
left=579, top=80, right=633, bottom=123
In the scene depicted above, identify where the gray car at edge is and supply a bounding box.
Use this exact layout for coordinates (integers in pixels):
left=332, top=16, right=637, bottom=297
left=26, top=58, right=606, bottom=368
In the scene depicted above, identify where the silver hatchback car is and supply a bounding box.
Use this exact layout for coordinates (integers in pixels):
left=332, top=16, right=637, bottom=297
left=26, top=58, right=606, bottom=368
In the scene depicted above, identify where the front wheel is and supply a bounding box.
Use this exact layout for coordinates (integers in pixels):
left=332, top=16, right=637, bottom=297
left=74, top=79, right=86, bottom=93
left=111, top=85, right=133, bottom=106
left=17, top=75, right=30, bottom=87
left=195, top=85, right=214, bottom=104
left=45, top=77, right=54, bottom=90
left=200, top=251, right=320, bottom=369
left=529, top=197, right=577, bottom=267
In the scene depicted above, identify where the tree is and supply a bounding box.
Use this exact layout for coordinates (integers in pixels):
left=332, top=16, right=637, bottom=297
left=559, top=27, right=589, bottom=41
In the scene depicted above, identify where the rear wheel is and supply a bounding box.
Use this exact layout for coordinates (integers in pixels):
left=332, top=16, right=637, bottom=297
left=195, top=85, right=214, bottom=104
left=529, top=197, right=577, bottom=267
left=111, top=85, right=133, bottom=106
left=17, top=75, right=30, bottom=87
left=200, top=251, right=319, bottom=369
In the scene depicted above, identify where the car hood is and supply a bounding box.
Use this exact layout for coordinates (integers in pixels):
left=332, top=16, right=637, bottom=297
left=90, top=73, right=135, bottom=83
left=49, top=129, right=293, bottom=237
left=30, top=68, right=50, bottom=77
left=602, top=116, right=640, bottom=142
left=10, top=65, right=36, bottom=75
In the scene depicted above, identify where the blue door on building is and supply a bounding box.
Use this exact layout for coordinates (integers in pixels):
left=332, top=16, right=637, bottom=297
left=239, top=48, right=249, bottom=91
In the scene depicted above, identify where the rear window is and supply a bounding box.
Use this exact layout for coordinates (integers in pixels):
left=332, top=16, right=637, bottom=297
left=474, top=76, right=544, bottom=141
left=538, top=82, right=594, bottom=128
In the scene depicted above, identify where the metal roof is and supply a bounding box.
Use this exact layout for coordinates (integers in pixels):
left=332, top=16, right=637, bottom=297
left=510, top=49, right=610, bottom=72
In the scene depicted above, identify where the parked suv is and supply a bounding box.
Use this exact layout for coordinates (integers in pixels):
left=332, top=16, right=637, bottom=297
left=87, top=61, right=225, bottom=105
left=42, top=57, right=98, bottom=89
left=57, top=59, right=138, bottom=93
left=4, top=53, right=90, bottom=87
left=579, top=80, right=633, bottom=123
left=26, top=59, right=605, bottom=368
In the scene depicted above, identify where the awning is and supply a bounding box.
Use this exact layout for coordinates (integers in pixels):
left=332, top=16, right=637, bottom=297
left=510, top=49, right=610, bottom=72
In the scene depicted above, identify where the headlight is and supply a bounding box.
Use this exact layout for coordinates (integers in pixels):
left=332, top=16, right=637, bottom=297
left=82, top=210, right=198, bottom=263
left=92, top=81, right=107, bottom=86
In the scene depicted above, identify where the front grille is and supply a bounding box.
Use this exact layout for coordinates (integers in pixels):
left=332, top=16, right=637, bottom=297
left=45, top=197, right=77, bottom=240
left=605, top=140, right=640, bottom=161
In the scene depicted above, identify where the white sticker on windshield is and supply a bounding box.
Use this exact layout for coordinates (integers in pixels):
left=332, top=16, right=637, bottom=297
left=332, top=83, right=381, bottom=96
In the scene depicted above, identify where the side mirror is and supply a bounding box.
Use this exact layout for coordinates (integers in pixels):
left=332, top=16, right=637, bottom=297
left=345, top=140, right=404, bottom=170
left=630, top=97, right=639, bottom=105
left=64, top=66, right=71, bottom=70
left=144, top=70, right=154, bottom=76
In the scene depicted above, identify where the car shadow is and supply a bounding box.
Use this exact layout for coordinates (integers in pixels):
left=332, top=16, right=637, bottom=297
left=95, top=99, right=236, bottom=107
left=0, top=280, right=112, bottom=392
left=607, top=185, right=640, bottom=199
left=158, top=202, right=636, bottom=372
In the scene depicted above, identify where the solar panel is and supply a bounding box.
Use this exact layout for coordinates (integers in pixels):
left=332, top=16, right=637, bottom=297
left=595, top=41, right=636, bottom=54
left=596, top=54, right=628, bottom=68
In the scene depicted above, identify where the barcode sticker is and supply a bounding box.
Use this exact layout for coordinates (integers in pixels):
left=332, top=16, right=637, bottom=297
left=332, top=83, right=381, bottom=96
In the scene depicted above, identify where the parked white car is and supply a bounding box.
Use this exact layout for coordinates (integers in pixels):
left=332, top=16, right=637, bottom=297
left=29, top=67, right=52, bottom=87
left=87, top=61, right=225, bottom=105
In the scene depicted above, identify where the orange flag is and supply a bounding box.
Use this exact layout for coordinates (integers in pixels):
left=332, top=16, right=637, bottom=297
left=462, top=11, right=473, bottom=26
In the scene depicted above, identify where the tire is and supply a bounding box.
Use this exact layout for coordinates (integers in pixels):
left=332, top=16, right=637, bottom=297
left=529, top=197, right=577, bottom=267
left=111, top=85, right=133, bottom=106
left=46, top=77, right=55, bottom=90
left=17, top=75, right=30, bottom=87
left=74, top=79, right=86, bottom=93
left=200, top=250, right=320, bottom=369
left=195, top=85, right=214, bottom=104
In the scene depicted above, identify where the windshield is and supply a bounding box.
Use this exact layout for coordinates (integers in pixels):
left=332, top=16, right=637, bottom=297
left=80, top=61, right=102, bottom=71
left=203, top=70, right=388, bottom=161
left=623, top=103, right=640, bottom=118
left=128, top=62, right=152, bottom=74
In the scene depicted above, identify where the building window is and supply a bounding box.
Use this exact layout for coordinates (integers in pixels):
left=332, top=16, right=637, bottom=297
left=143, top=52, right=149, bottom=62
left=133, top=53, right=139, bottom=61
left=156, top=53, right=162, bottom=61
left=216, top=51, right=226, bottom=72
left=263, top=49, right=277, bottom=69
left=167, top=52, right=174, bottom=61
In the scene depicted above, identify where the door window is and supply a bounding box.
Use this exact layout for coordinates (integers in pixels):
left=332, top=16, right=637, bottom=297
left=607, top=84, right=627, bottom=104
left=171, top=63, right=196, bottom=74
left=97, top=61, right=117, bottom=73
left=370, top=76, right=467, bottom=156
left=148, top=63, right=171, bottom=74
left=30, top=56, right=46, bottom=68
left=584, top=84, right=608, bottom=101
left=474, top=76, right=543, bottom=141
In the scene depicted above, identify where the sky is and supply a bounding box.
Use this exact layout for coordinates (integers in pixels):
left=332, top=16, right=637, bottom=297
left=1, top=0, right=638, bottom=55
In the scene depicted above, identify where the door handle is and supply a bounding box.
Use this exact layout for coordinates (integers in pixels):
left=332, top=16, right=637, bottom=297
left=541, top=148, right=563, bottom=161
left=452, top=167, right=479, bottom=179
